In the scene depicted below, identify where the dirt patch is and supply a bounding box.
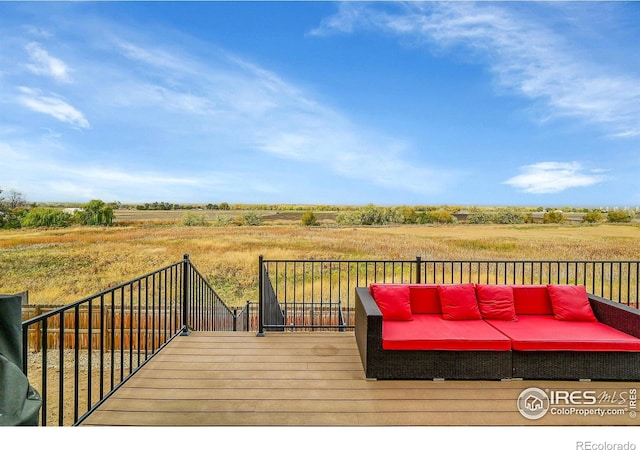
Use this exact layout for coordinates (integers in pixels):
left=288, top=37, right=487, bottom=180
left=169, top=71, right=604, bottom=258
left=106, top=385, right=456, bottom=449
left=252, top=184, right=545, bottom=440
left=27, top=350, right=134, bottom=426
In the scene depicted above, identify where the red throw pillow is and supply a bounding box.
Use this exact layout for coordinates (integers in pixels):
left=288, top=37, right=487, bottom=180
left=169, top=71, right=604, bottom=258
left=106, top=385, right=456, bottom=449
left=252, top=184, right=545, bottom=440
left=409, top=285, right=441, bottom=314
left=437, top=284, right=482, bottom=320
left=370, top=284, right=412, bottom=321
left=475, top=284, right=518, bottom=321
left=547, top=284, right=597, bottom=321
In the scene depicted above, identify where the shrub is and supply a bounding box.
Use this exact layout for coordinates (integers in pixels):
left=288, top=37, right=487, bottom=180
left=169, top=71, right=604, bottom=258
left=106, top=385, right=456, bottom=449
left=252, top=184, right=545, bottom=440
left=418, top=210, right=456, bottom=224
left=467, top=211, right=494, bottom=224
left=398, top=206, right=418, bottom=224
left=607, top=210, right=634, bottom=223
left=543, top=211, right=565, bottom=224
left=582, top=211, right=604, bottom=223
left=181, top=212, right=208, bottom=226
left=21, top=208, right=72, bottom=227
left=212, top=215, right=233, bottom=227
left=336, top=204, right=401, bottom=226
left=494, top=209, right=526, bottom=224
left=301, top=211, right=318, bottom=226
left=242, top=212, right=263, bottom=226
left=1, top=212, right=21, bottom=229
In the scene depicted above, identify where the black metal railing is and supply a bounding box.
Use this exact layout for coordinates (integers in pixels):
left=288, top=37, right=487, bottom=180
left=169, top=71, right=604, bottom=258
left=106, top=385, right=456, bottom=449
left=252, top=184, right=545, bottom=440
left=258, top=257, right=640, bottom=333
left=20, top=254, right=241, bottom=426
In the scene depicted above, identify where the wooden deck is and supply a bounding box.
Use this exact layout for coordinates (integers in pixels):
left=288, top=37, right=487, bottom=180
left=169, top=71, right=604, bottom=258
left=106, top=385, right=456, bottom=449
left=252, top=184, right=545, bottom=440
left=81, top=332, right=639, bottom=426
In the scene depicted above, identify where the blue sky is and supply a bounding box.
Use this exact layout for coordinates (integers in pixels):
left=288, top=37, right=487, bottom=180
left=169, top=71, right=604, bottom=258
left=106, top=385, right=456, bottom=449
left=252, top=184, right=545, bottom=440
left=1, top=2, right=639, bottom=207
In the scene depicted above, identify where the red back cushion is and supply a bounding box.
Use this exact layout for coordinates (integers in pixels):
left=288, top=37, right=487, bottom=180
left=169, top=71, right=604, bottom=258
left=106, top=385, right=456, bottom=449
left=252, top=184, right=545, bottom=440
left=409, top=285, right=441, bottom=314
left=475, top=284, right=517, bottom=321
left=437, top=284, right=482, bottom=320
left=547, top=284, right=597, bottom=321
left=512, top=285, right=554, bottom=315
left=370, top=284, right=412, bottom=321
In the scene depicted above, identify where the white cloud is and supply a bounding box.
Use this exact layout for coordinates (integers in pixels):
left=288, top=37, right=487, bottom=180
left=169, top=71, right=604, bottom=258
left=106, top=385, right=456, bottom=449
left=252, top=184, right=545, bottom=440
left=311, top=3, right=640, bottom=138
left=25, top=42, right=71, bottom=83
left=16, top=86, right=89, bottom=129
left=101, top=36, right=454, bottom=196
left=0, top=138, right=274, bottom=202
left=504, top=161, right=605, bottom=194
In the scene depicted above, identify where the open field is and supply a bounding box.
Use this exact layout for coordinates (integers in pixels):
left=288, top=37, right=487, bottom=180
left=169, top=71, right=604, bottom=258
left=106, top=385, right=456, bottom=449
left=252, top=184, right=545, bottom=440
left=2, top=213, right=639, bottom=307
left=113, top=208, right=339, bottom=226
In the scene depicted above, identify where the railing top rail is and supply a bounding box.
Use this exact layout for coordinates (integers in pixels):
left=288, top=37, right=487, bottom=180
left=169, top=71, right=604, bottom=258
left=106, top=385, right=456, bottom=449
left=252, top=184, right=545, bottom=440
left=21, top=259, right=184, bottom=327
left=187, top=260, right=234, bottom=315
left=263, top=258, right=640, bottom=264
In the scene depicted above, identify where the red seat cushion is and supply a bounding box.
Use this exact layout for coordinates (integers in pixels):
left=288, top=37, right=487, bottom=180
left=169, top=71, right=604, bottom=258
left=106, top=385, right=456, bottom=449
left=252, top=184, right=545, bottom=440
left=512, top=285, right=554, bottom=315
left=486, top=316, right=640, bottom=352
left=475, top=284, right=517, bottom=321
left=370, top=284, right=412, bottom=321
left=437, top=283, right=482, bottom=320
left=409, top=284, right=441, bottom=314
left=382, top=314, right=512, bottom=351
left=547, top=284, right=597, bottom=321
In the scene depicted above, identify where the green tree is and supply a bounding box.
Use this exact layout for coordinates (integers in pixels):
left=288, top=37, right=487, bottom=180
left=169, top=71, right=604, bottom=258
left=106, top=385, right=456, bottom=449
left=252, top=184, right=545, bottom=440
left=21, top=207, right=72, bottom=227
left=1, top=187, right=26, bottom=229
left=75, top=200, right=114, bottom=226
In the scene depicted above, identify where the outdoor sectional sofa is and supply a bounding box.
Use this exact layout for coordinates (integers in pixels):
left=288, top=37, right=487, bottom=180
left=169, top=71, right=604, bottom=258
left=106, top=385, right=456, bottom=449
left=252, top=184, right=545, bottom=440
left=354, top=283, right=640, bottom=381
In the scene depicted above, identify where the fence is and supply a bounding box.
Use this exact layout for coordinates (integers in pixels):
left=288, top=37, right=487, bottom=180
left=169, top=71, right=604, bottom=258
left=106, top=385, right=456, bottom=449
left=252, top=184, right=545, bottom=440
left=258, top=257, right=640, bottom=333
left=19, top=254, right=246, bottom=427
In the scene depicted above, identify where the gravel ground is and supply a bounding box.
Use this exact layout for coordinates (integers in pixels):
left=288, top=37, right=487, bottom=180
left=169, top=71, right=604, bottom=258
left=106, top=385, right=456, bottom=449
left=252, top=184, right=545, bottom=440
left=26, top=350, right=140, bottom=426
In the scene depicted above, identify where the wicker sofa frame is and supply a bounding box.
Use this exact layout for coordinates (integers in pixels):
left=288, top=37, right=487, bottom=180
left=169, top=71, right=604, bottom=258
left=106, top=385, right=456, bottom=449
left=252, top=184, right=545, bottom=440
left=355, top=287, right=512, bottom=380
left=355, top=287, right=640, bottom=381
left=512, top=293, right=640, bottom=381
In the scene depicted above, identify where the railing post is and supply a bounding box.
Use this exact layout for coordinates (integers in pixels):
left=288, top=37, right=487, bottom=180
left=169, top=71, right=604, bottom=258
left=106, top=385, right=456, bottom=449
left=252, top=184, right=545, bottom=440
left=233, top=307, right=238, bottom=332
left=246, top=300, right=251, bottom=332
left=257, top=255, right=265, bottom=337
left=181, top=254, right=191, bottom=336
left=416, top=255, right=422, bottom=284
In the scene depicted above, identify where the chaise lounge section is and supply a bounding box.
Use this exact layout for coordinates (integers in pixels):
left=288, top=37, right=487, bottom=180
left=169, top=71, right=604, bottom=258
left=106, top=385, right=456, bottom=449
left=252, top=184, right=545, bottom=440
left=355, top=283, right=640, bottom=381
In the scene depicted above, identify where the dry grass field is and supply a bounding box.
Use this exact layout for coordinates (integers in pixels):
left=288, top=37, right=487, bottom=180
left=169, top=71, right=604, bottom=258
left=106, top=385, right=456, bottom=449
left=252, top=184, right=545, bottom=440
left=2, top=209, right=639, bottom=307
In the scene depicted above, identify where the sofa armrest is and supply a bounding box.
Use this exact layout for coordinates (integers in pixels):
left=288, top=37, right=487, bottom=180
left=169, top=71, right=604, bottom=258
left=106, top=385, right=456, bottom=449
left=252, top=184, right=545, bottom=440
left=355, top=287, right=383, bottom=377
left=589, top=294, right=640, bottom=339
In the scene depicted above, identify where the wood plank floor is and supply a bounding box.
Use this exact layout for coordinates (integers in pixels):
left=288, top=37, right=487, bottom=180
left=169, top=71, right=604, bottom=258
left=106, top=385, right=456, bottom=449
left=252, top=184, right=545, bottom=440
left=81, top=332, right=639, bottom=426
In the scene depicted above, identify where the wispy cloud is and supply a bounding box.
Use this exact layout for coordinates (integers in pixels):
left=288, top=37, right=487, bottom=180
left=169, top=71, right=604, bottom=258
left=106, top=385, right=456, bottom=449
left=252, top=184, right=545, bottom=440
left=504, top=162, right=605, bottom=194
left=0, top=138, right=276, bottom=202
left=311, top=3, right=640, bottom=138
left=25, top=41, right=71, bottom=83
left=16, top=86, right=89, bottom=129
left=99, top=35, right=454, bottom=196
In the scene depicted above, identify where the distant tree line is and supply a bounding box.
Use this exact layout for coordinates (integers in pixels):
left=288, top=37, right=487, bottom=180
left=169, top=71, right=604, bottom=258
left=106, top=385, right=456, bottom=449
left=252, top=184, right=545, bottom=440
left=336, top=204, right=457, bottom=225
left=334, top=204, right=638, bottom=226
left=2, top=187, right=638, bottom=229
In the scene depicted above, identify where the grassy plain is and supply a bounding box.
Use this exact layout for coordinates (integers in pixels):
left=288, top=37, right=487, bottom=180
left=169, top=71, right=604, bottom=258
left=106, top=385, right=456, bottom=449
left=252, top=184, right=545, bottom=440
left=2, top=210, right=639, bottom=307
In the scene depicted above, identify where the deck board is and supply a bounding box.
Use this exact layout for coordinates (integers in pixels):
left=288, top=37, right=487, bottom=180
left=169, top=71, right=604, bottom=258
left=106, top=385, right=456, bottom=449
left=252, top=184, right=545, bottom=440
left=81, top=332, right=639, bottom=427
